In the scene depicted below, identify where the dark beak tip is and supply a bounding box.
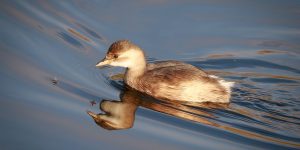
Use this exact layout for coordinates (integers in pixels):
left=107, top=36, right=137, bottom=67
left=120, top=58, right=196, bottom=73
left=86, top=111, right=97, bottom=119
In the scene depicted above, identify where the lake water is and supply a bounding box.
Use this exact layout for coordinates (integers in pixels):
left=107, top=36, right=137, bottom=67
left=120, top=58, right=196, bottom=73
left=1, top=1, right=300, bottom=149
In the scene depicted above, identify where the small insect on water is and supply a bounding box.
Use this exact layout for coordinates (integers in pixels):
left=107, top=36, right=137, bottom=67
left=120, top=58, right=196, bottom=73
left=51, top=77, right=58, bottom=85
left=90, top=100, right=96, bottom=106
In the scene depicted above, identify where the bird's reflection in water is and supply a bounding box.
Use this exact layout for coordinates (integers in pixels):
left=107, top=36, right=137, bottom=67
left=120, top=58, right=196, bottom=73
left=86, top=87, right=300, bottom=148
left=87, top=87, right=228, bottom=130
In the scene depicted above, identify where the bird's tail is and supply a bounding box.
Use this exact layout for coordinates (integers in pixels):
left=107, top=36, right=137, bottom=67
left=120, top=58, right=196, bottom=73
left=209, top=75, right=235, bottom=93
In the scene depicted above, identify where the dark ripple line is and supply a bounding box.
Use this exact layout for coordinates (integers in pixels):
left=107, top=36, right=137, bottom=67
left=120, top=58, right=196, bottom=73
left=208, top=108, right=271, bottom=127
left=216, top=119, right=300, bottom=143
left=251, top=100, right=300, bottom=120
left=264, top=115, right=300, bottom=126
left=137, top=108, right=298, bottom=149
left=76, top=23, right=104, bottom=40
left=233, top=97, right=300, bottom=124
left=189, top=58, right=300, bottom=74
left=57, top=32, right=83, bottom=48
left=251, top=78, right=298, bottom=84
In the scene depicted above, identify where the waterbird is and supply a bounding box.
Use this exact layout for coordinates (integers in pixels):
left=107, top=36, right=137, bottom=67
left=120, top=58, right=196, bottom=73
left=96, top=40, right=234, bottom=103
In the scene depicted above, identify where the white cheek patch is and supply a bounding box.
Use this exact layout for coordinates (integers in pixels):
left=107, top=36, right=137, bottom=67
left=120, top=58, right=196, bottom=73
left=110, top=49, right=144, bottom=68
left=116, top=56, right=129, bottom=62
left=110, top=56, right=131, bottom=67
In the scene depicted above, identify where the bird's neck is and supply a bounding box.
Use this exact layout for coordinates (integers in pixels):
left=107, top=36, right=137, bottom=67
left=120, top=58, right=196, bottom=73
left=124, top=58, right=146, bottom=86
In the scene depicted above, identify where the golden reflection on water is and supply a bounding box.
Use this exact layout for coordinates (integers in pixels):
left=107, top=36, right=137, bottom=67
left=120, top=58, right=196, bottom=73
left=206, top=53, right=235, bottom=59
left=67, top=28, right=91, bottom=42
left=87, top=87, right=220, bottom=130
left=256, top=49, right=288, bottom=55
left=87, top=86, right=300, bottom=147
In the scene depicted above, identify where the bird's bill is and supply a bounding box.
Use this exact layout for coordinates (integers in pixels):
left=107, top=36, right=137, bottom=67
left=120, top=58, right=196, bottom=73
left=95, top=58, right=111, bottom=68
left=86, top=111, right=97, bottom=119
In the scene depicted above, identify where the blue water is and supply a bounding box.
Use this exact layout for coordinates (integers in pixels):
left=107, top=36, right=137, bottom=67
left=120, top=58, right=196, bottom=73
left=1, top=1, right=300, bottom=149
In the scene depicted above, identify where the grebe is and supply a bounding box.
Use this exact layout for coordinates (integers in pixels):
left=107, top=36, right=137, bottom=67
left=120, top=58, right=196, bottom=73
left=96, top=40, right=234, bottom=103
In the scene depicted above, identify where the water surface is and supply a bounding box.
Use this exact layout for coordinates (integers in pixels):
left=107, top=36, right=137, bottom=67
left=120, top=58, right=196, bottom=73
left=1, top=0, right=300, bottom=150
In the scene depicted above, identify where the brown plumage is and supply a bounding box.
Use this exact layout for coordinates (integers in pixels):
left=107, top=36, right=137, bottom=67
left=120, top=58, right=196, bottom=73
left=96, top=40, right=234, bottom=103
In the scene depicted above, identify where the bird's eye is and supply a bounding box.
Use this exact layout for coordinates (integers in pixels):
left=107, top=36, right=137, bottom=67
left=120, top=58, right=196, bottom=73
left=113, top=54, right=118, bottom=59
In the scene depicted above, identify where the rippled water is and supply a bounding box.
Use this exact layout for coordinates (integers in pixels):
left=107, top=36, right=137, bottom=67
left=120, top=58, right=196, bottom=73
left=1, top=1, right=300, bottom=149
